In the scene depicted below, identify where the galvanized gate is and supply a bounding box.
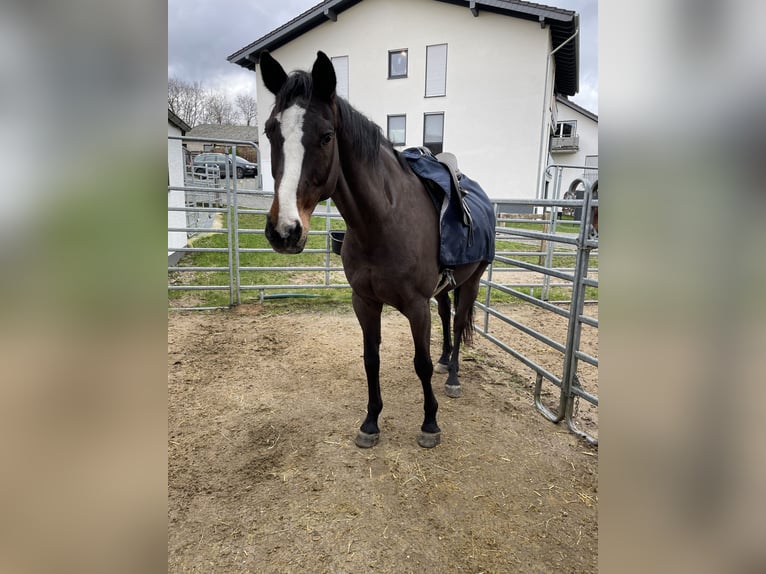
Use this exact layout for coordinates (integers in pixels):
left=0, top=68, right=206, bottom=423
left=475, top=174, right=598, bottom=444
left=168, top=139, right=598, bottom=443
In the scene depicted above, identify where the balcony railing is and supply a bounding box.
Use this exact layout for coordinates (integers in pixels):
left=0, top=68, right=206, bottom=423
left=550, top=134, right=579, bottom=152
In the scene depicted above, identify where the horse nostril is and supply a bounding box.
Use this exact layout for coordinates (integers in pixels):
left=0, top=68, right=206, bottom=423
left=274, top=219, right=301, bottom=241
left=265, top=216, right=304, bottom=252
left=287, top=221, right=302, bottom=242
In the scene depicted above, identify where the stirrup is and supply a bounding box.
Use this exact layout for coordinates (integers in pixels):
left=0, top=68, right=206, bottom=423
left=432, top=268, right=456, bottom=297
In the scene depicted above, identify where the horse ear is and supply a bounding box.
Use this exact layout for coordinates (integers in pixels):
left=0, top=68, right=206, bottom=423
left=311, top=51, right=336, bottom=102
left=260, top=50, right=287, bottom=95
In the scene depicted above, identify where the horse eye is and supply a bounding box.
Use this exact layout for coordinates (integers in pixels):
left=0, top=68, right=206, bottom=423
left=320, top=131, right=334, bottom=146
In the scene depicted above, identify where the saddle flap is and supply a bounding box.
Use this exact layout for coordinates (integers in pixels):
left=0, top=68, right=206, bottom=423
left=435, top=152, right=471, bottom=228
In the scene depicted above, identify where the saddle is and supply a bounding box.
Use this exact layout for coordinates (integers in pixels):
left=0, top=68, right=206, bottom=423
left=408, top=147, right=473, bottom=230
left=400, top=147, right=496, bottom=278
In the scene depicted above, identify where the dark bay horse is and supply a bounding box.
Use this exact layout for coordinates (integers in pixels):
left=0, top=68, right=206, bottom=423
left=260, top=50, right=490, bottom=448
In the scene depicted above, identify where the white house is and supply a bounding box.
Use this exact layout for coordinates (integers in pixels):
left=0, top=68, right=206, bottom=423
left=228, top=0, right=581, bottom=202
left=168, top=109, right=190, bottom=264
left=549, top=94, right=598, bottom=198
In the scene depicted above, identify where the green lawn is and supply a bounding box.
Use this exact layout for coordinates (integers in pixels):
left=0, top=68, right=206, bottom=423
left=169, top=210, right=351, bottom=307
left=169, top=209, right=597, bottom=308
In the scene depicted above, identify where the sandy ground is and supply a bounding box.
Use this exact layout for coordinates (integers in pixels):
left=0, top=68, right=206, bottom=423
left=168, top=301, right=598, bottom=573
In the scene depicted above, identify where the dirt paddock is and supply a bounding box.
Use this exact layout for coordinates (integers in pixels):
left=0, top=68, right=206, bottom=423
left=168, top=302, right=598, bottom=573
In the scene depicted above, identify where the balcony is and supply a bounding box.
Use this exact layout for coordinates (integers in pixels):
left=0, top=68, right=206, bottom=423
left=550, top=134, right=579, bottom=152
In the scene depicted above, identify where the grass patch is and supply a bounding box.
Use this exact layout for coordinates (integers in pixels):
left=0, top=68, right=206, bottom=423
left=496, top=213, right=582, bottom=233
left=169, top=209, right=597, bottom=308
left=169, top=210, right=351, bottom=307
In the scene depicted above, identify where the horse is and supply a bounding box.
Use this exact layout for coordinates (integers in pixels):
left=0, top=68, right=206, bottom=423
left=589, top=180, right=598, bottom=241
left=564, top=178, right=598, bottom=241
left=259, top=50, right=491, bottom=449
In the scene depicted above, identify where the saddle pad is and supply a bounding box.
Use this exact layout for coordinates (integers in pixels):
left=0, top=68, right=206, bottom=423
left=401, top=147, right=496, bottom=268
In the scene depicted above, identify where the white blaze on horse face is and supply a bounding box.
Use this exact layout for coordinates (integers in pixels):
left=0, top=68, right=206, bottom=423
left=275, top=104, right=306, bottom=237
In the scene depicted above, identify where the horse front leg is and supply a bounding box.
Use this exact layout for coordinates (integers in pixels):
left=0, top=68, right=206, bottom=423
left=352, top=293, right=383, bottom=448
left=406, top=299, right=441, bottom=448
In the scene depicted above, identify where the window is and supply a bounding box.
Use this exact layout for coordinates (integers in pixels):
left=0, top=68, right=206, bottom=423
left=554, top=121, right=577, bottom=137
left=425, top=44, right=447, bottom=97
left=387, top=115, right=406, bottom=146
left=331, top=55, right=349, bottom=100
left=423, top=113, right=444, bottom=155
left=388, top=49, right=408, bottom=79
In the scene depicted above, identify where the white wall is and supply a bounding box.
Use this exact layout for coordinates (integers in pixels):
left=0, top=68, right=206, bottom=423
left=168, top=122, right=187, bottom=255
left=255, top=0, right=555, bottom=200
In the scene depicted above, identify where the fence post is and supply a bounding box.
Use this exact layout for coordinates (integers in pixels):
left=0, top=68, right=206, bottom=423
left=224, top=152, right=235, bottom=307
left=559, top=178, right=595, bottom=440
left=232, top=144, right=241, bottom=305
left=541, top=166, right=563, bottom=301
left=324, top=199, right=332, bottom=286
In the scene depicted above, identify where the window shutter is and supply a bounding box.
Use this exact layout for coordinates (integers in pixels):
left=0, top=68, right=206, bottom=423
left=331, top=56, right=349, bottom=100
left=425, top=44, right=447, bottom=97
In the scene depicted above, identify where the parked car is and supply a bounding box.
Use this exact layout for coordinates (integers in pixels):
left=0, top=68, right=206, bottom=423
left=192, top=153, right=258, bottom=178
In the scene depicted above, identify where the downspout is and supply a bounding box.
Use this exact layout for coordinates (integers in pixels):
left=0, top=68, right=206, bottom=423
left=535, top=19, right=579, bottom=201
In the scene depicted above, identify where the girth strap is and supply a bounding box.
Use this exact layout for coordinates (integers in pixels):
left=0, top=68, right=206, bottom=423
left=432, top=268, right=456, bottom=297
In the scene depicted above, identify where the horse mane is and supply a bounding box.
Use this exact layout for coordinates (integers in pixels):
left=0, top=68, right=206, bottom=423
left=273, top=71, right=314, bottom=112
left=274, top=70, right=396, bottom=167
left=335, top=97, right=393, bottom=165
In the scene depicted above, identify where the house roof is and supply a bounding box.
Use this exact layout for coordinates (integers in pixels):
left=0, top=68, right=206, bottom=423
left=168, top=108, right=191, bottom=133
left=186, top=123, right=260, bottom=143
left=227, top=0, right=580, bottom=96
left=555, top=94, right=597, bottom=122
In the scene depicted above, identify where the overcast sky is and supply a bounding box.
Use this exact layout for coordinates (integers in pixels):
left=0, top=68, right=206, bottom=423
left=168, top=0, right=598, bottom=114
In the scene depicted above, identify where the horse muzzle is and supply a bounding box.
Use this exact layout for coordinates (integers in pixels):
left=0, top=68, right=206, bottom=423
left=265, top=216, right=306, bottom=254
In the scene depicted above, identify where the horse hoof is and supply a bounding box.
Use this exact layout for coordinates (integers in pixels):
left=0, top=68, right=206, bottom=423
left=445, top=384, right=462, bottom=398
left=434, top=362, right=449, bottom=374
left=355, top=431, right=380, bottom=448
left=417, top=431, right=441, bottom=449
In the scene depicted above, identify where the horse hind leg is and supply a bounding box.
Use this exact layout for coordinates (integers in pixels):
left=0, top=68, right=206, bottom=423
left=352, top=294, right=383, bottom=448
left=434, top=291, right=452, bottom=374
left=445, top=264, right=486, bottom=398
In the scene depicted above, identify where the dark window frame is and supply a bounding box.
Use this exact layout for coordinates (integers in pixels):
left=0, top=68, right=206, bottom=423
left=387, top=114, right=407, bottom=146
left=388, top=48, right=408, bottom=79
left=423, top=112, right=445, bottom=155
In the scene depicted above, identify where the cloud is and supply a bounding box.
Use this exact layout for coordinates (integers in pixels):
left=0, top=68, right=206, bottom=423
left=168, top=0, right=318, bottom=86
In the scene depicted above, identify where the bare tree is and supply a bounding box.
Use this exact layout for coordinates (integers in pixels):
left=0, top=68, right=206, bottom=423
left=204, top=91, right=238, bottom=125
left=168, top=76, right=206, bottom=128
left=235, top=93, right=258, bottom=127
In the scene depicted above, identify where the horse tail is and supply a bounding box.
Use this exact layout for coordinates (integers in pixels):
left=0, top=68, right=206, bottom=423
left=461, top=303, right=475, bottom=347
left=455, top=288, right=475, bottom=347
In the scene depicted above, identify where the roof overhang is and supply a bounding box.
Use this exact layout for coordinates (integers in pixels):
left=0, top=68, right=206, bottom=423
left=556, top=94, right=597, bottom=122
left=168, top=108, right=191, bottom=133
left=227, top=0, right=579, bottom=96
left=227, top=0, right=363, bottom=70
